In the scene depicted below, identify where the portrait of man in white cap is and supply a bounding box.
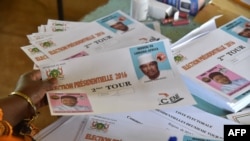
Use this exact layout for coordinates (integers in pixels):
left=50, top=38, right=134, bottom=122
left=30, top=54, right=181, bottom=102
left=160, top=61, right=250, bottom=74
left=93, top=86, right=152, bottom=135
left=106, top=18, right=134, bottom=34
left=232, top=23, right=250, bottom=43
left=138, top=53, right=169, bottom=82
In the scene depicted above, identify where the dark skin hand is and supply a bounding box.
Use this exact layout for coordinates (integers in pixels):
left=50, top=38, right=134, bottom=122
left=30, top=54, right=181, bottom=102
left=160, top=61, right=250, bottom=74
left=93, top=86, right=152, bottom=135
left=0, top=70, right=58, bottom=126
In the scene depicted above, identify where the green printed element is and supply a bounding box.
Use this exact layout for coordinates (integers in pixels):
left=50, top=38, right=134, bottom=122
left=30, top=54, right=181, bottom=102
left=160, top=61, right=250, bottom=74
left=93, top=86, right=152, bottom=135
left=92, top=121, right=109, bottom=131
left=174, top=54, right=185, bottom=63
left=54, top=23, right=64, bottom=26
left=31, top=47, right=40, bottom=53
left=54, top=28, right=64, bottom=32
left=42, top=41, right=53, bottom=48
left=48, top=69, right=63, bottom=78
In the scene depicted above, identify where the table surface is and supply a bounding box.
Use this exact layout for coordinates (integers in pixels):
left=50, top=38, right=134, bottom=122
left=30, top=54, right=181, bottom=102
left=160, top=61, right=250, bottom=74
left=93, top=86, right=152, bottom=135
left=81, top=0, right=232, bottom=117
left=82, top=0, right=201, bottom=43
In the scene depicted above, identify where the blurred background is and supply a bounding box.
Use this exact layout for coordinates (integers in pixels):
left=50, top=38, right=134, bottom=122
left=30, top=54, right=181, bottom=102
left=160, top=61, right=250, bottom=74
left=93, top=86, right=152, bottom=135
left=0, top=0, right=109, bottom=129
left=0, top=0, right=108, bottom=97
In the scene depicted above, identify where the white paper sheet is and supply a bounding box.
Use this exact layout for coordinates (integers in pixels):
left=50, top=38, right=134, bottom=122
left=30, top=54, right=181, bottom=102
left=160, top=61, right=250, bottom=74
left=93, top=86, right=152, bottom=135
left=29, top=10, right=167, bottom=62
left=172, top=16, right=250, bottom=112
left=40, top=39, right=196, bottom=115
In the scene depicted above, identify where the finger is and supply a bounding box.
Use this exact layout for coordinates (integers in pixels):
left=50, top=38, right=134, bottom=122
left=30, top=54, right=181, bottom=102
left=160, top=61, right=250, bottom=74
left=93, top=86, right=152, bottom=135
left=47, top=78, right=58, bottom=85
left=30, top=70, right=42, bottom=80
left=22, top=70, right=41, bottom=81
left=36, top=96, right=48, bottom=108
left=42, top=78, right=58, bottom=90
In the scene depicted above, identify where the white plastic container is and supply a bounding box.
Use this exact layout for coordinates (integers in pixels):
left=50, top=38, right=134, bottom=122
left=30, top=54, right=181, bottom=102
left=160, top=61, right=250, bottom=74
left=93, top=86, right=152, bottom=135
left=130, top=0, right=149, bottom=21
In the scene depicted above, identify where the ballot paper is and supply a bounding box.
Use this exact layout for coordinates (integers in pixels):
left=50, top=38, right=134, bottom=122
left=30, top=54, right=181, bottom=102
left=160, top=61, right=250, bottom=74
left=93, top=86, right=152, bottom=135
left=22, top=18, right=163, bottom=67
left=171, top=15, right=222, bottom=48
left=34, top=106, right=230, bottom=141
left=28, top=10, right=167, bottom=62
left=100, top=105, right=238, bottom=139
left=34, top=115, right=222, bottom=141
left=172, top=16, right=250, bottom=112
left=40, top=39, right=196, bottom=115
left=76, top=115, right=222, bottom=141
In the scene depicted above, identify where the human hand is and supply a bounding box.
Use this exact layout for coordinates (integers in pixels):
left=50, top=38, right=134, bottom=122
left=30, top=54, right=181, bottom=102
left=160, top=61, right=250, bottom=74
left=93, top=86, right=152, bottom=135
left=13, top=70, right=58, bottom=109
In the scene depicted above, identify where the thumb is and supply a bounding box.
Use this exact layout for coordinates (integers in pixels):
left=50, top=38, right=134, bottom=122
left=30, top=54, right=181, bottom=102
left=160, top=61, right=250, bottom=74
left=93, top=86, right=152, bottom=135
left=43, top=78, right=58, bottom=90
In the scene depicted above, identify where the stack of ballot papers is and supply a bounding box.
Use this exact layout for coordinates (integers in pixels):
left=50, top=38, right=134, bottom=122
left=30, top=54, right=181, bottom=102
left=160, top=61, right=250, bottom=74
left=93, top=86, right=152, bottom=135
left=172, top=16, right=250, bottom=113
left=20, top=9, right=248, bottom=140
left=33, top=106, right=238, bottom=141
left=22, top=10, right=167, bottom=65
left=21, top=10, right=197, bottom=115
